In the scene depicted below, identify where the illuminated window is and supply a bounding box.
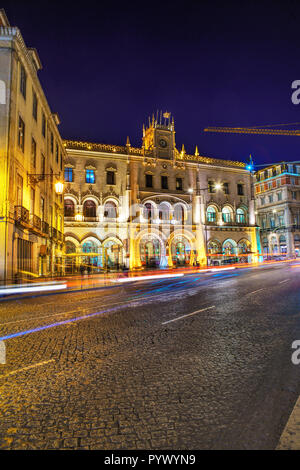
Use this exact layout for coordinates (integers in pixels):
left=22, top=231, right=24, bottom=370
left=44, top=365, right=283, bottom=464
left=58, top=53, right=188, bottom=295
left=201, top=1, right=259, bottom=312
left=207, top=206, right=216, bottom=222
left=236, top=208, right=245, bottom=223
left=104, top=201, right=117, bottom=218
left=86, top=169, right=95, bottom=184
left=222, top=207, right=232, bottom=223
left=64, top=167, right=73, bottom=182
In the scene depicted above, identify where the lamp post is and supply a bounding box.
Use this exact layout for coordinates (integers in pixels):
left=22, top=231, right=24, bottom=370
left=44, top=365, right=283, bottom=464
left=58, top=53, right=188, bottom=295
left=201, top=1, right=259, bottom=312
left=27, top=172, right=64, bottom=195
left=196, top=182, right=223, bottom=267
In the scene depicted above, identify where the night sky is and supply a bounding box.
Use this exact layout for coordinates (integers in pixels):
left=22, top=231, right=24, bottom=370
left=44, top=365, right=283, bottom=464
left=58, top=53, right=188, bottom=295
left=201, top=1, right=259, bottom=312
left=3, top=0, right=300, bottom=166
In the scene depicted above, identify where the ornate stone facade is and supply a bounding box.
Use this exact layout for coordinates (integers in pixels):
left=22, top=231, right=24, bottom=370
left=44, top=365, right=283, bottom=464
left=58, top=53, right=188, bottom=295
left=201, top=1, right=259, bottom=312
left=64, top=114, right=260, bottom=272
left=0, top=11, right=65, bottom=280
left=255, top=162, right=300, bottom=258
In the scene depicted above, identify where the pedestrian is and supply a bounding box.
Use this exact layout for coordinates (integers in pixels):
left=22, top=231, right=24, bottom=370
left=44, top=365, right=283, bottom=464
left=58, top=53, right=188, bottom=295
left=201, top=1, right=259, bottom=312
left=80, top=264, right=85, bottom=276
left=87, top=264, right=91, bottom=275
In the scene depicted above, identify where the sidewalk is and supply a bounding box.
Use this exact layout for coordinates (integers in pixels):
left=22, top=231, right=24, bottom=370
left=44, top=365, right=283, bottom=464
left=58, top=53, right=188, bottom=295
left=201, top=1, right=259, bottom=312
left=277, top=395, right=300, bottom=449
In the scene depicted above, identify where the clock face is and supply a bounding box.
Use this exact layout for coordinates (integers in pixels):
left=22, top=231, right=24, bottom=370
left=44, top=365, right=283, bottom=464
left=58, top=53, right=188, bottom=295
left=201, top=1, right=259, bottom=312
left=159, top=138, right=168, bottom=148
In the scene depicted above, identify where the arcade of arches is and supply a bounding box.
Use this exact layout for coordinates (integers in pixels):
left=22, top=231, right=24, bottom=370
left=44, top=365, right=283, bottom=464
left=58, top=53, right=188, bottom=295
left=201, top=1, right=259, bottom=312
left=65, top=233, right=254, bottom=272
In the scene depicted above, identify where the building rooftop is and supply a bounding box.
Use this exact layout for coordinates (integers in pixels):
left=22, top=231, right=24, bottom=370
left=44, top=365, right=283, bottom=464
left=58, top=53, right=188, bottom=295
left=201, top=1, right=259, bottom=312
left=64, top=139, right=246, bottom=169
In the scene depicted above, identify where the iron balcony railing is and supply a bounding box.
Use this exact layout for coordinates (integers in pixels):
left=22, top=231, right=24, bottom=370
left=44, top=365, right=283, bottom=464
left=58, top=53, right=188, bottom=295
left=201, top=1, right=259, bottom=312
left=14, top=205, right=30, bottom=224
left=31, top=214, right=41, bottom=231
left=41, top=220, right=49, bottom=235
left=51, top=227, right=57, bottom=239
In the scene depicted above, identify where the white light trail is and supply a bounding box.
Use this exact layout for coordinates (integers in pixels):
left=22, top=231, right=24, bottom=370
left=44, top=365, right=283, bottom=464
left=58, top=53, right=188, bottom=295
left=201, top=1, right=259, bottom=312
left=0, top=284, right=67, bottom=295
left=112, top=273, right=184, bottom=283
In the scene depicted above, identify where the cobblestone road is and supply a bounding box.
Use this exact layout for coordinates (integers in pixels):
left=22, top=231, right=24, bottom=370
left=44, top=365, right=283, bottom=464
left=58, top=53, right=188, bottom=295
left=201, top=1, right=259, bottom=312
left=0, top=264, right=300, bottom=449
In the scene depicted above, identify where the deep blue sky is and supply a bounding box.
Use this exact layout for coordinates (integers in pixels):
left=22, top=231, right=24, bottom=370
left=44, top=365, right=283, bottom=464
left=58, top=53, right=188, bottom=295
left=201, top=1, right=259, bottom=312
left=4, top=0, right=300, bottom=165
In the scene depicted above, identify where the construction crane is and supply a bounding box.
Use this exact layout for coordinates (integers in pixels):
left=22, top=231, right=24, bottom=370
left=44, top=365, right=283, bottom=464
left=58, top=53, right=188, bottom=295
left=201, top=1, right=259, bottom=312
left=203, top=122, right=300, bottom=169
left=203, top=124, right=300, bottom=137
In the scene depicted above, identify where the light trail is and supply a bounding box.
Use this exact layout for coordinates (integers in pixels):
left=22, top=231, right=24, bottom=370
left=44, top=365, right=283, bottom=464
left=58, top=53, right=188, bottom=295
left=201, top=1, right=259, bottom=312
left=0, top=283, right=67, bottom=295
left=112, top=273, right=184, bottom=283
left=0, top=305, right=126, bottom=341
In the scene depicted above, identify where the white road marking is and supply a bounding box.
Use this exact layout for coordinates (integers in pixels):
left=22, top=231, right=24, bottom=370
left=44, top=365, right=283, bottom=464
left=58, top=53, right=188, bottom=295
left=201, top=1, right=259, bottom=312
left=0, top=359, right=55, bottom=379
left=247, top=288, right=265, bottom=295
left=162, top=306, right=215, bottom=325
left=279, top=279, right=290, bottom=284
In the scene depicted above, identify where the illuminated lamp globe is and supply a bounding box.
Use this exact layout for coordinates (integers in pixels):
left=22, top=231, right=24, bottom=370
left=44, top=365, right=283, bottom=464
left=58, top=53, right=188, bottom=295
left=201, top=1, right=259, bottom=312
left=75, top=213, right=84, bottom=222
left=55, top=181, right=64, bottom=194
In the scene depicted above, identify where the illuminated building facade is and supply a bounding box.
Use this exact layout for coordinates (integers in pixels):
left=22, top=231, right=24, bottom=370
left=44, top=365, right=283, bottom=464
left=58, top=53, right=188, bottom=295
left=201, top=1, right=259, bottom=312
left=64, top=114, right=259, bottom=271
left=254, top=162, right=300, bottom=258
left=0, top=11, right=65, bottom=281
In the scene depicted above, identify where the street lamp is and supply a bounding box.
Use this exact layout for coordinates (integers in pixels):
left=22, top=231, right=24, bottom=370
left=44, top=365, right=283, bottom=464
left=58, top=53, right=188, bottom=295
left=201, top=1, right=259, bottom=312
left=75, top=213, right=84, bottom=222
left=27, top=172, right=64, bottom=194
left=54, top=181, right=64, bottom=195
left=196, top=183, right=222, bottom=267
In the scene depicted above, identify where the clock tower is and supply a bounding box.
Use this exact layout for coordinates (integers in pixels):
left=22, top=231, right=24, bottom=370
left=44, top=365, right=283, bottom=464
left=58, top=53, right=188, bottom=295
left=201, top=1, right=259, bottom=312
left=142, top=111, right=176, bottom=160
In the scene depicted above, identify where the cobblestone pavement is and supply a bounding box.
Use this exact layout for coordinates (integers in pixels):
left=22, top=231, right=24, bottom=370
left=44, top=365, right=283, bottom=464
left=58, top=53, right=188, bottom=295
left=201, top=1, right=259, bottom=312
left=0, top=264, right=300, bottom=449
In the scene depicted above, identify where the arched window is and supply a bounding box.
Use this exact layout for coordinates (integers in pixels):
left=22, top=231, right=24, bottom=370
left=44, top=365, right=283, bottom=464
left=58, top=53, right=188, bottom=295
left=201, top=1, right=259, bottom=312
left=279, top=235, right=287, bottom=253
left=174, top=205, right=184, bottom=222
left=207, top=240, right=221, bottom=254
left=159, top=203, right=170, bottom=221
left=140, top=236, right=161, bottom=266
left=144, top=203, right=154, bottom=221
left=82, top=240, right=98, bottom=253
left=238, top=239, right=251, bottom=254
left=104, top=201, right=117, bottom=218
left=64, top=199, right=75, bottom=217
left=223, top=240, right=236, bottom=255
left=270, top=236, right=278, bottom=254
left=222, top=206, right=232, bottom=223
left=207, top=206, right=217, bottom=222
left=171, top=236, right=191, bottom=265
left=236, top=208, right=245, bottom=223
left=83, top=200, right=96, bottom=218
left=66, top=240, right=76, bottom=254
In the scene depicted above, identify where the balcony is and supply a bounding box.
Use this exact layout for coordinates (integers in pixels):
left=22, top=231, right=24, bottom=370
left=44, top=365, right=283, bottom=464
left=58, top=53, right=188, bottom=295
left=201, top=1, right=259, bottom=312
left=41, top=221, right=49, bottom=235
left=14, top=205, right=30, bottom=225
left=51, top=227, right=57, bottom=240
left=31, top=214, right=41, bottom=231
